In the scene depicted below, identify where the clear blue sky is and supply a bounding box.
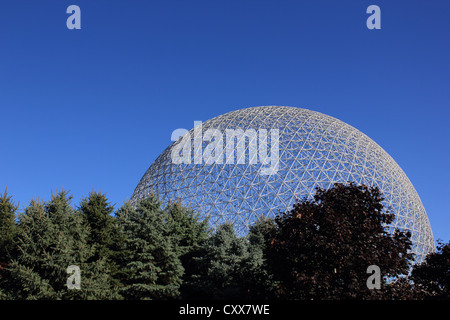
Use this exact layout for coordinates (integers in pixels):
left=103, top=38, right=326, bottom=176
left=0, top=1, right=449, bottom=244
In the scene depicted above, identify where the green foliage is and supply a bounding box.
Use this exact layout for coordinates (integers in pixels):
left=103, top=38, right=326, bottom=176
left=79, top=191, right=115, bottom=258
left=242, top=218, right=279, bottom=299
left=0, top=187, right=18, bottom=265
left=164, top=202, right=209, bottom=257
left=3, top=191, right=119, bottom=299
left=116, top=197, right=179, bottom=299
left=0, top=187, right=18, bottom=298
left=79, top=191, right=125, bottom=289
left=116, top=196, right=208, bottom=300
left=0, top=184, right=448, bottom=300
left=182, top=223, right=251, bottom=299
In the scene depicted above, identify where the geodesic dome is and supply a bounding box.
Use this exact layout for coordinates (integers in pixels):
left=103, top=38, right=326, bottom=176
left=131, top=106, right=434, bottom=262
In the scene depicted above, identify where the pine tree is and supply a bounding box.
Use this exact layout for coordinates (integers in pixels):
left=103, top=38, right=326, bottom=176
left=183, top=223, right=249, bottom=299
left=0, top=187, right=18, bottom=299
left=242, top=217, right=279, bottom=299
left=79, top=191, right=115, bottom=258
left=0, top=187, right=17, bottom=264
left=5, top=191, right=120, bottom=299
left=79, top=191, right=125, bottom=290
left=116, top=196, right=185, bottom=299
left=164, top=202, right=209, bottom=257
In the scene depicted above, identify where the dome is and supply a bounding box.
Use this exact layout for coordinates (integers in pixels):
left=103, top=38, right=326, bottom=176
left=131, top=106, right=434, bottom=262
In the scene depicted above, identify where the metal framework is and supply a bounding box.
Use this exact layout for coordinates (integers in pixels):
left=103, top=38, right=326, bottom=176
left=131, top=106, right=434, bottom=262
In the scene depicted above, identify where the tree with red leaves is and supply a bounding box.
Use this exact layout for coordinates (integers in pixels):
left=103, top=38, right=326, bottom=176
left=264, top=183, right=413, bottom=299
left=411, top=240, right=450, bottom=299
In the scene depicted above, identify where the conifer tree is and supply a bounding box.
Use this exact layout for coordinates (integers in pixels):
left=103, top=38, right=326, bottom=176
left=164, top=201, right=209, bottom=284
left=116, top=196, right=185, bottom=299
left=79, top=191, right=125, bottom=289
left=0, top=187, right=18, bottom=298
left=0, top=187, right=18, bottom=264
left=164, top=202, right=209, bottom=256
left=183, top=223, right=249, bottom=299
left=241, top=218, right=279, bottom=299
left=79, top=191, right=115, bottom=259
left=5, top=191, right=120, bottom=299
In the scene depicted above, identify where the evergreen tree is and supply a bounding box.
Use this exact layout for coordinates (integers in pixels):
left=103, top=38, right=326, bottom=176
left=116, top=196, right=185, bottom=300
left=0, top=187, right=18, bottom=265
left=79, top=191, right=125, bottom=290
left=79, top=191, right=115, bottom=259
left=0, top=187, right=18, bottom=298
left=4, top=191, right=120, bottom=299
left=164, top=201, right=209, bottom=296
left=241, top=218, right=279, bottom=299
left=164, top=202, right=209, bottom=258
left=183, top=223, right=249, bottom=299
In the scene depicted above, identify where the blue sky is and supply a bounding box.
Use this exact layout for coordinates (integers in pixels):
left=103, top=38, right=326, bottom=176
left=0, top=1, right=449, bottom=244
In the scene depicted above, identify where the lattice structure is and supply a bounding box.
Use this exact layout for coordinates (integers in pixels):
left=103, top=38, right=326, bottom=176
left=131, top=106, right=434, bottom=262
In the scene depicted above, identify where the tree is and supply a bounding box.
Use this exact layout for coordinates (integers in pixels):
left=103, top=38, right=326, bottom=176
left=164, top=201, right=209, bottom=259
left=4, top=191, right=120, bottom=299
left=0, top=187, right=18, bottom=298
left=241, top=217, right=279, bottom=299
left=0, top=187, right=18, bottom=264
left=411, top=240, right=450, bottom=299
left=265, top=182, right=413, bottom=300
left=182, top=223, right=250, bottom=299
left=116, top=196, right=185, bottom=299
left=164, top=202, right=209, bottom=297
left=79, top=191, right=115, bottom=259
left=79, top=191, right=125, bottom=289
